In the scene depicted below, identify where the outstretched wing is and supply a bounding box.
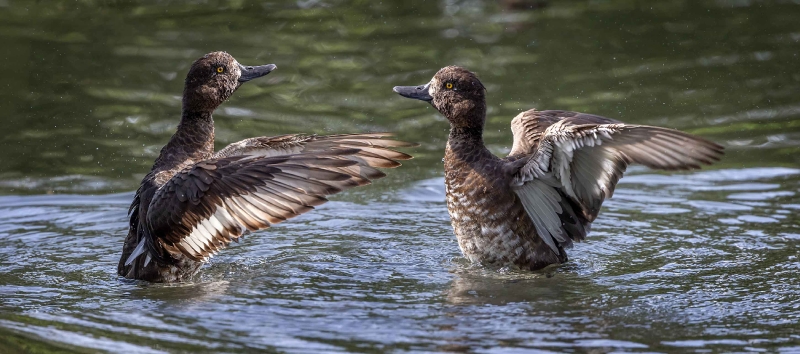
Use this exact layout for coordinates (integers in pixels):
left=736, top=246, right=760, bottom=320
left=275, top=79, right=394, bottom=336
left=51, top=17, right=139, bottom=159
left=214, top=133, right=416, bottom=185
left=508, top=110, right=621, bottom=157
left=511, top=117, right=724, bottom=254
left=127, top=134, right=414, bottom=264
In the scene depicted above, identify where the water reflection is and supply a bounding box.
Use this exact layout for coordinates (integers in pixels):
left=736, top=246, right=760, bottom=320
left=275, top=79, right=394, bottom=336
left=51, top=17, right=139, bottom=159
left=445, top=266, right=587, bottom=306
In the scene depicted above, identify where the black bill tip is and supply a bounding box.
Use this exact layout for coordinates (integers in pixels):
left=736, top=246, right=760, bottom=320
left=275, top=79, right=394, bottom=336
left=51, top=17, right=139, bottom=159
left=393, top=83, right=432, bottom=102
left=238, top=63, right=277, bottom=83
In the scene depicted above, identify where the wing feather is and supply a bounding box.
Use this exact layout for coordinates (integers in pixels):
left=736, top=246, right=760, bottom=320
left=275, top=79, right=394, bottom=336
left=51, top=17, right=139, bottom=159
left=511, top=116, right=723, bottom=254
left=133, top=135, right=414, bottom=264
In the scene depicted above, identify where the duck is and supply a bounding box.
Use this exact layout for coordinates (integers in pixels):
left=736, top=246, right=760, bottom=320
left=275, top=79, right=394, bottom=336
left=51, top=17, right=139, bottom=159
left=118, top=52, right=414, bottom=282
left=393, top=66, right=723, bottom=270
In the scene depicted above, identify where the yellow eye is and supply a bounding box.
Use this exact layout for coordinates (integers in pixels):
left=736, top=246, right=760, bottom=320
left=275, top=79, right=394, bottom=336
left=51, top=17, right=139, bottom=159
left=446, top=83, right=453, bottom=89
left=216, top=67, right=224, bottom=73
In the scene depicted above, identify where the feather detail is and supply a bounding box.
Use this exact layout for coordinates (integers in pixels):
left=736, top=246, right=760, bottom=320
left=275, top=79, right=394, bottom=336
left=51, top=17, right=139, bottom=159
left=510, top=114, right=723, bottom=253
left=135, top=135, right=415, bottom=263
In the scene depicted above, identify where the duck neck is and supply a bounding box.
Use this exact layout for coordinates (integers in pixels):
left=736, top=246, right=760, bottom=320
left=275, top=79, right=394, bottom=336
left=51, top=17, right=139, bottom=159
left=153, top=109, right=216, bottom=172
left=443, top=95, right=485, bottom=135
left=445, top=121, right=493, bottom=170
left=176, top=109, right=215, bottom=139
left=445, top=102, right=488, bottom=153
left=448, top=125, right=484, bottom=146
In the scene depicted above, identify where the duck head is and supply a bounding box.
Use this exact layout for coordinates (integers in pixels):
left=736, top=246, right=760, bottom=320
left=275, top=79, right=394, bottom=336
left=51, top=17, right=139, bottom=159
left=393, top=66, right=486, bottom=130
left=183, top=51, right=276, bottom=112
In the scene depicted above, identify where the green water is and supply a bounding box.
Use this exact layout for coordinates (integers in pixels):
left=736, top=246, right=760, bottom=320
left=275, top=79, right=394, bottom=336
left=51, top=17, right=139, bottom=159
left=0, top=0, right=799, bottom=352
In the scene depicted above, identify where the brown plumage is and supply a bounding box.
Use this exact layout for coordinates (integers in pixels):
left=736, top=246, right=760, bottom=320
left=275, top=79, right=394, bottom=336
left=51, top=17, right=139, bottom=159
left=118, top=52, right=414, bottom=282
left=394, top=66, right=723, bottom=270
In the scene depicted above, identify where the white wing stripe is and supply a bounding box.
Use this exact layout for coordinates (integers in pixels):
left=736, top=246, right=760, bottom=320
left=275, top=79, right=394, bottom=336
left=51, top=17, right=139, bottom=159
left=194, top=221, right=215, bottom=246
left=191, top=225, right=213, bottom=251
left=196, top=219, right=216, bottom=245
left=183, top=232, right=205, bottom=255
left=207, top=214, right=225, bottom=234
left=213, top=207, right=237, bottom=231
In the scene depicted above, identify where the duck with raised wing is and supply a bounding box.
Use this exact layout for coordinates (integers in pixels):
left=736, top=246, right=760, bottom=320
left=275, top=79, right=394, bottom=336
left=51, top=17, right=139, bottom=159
left=118, top=52, right=414, bottom=282
left=394, top=66, right=723, bottom=270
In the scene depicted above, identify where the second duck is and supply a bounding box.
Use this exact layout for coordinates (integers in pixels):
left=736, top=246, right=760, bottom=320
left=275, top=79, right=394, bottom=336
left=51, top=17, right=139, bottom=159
left=394, top=66, right=723, bottom=270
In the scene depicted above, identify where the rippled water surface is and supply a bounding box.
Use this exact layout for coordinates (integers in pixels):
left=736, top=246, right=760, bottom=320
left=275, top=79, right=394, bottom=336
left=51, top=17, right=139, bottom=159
left=1, top=0, right=799, bottom=352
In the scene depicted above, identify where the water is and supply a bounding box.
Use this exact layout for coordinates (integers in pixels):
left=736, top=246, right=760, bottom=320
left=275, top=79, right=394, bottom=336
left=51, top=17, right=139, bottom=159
left=1, top=0, right=799, bottom=352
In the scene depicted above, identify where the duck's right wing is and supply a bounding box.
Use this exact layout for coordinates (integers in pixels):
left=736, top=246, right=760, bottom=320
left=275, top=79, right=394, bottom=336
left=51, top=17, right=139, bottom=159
left=508, top=110, right=621, bottom=157
left=214, top=133, right=416, bottom=184
left=127, top=137, right=413, bottom=265
left=509, top=118, right=724, bottom=255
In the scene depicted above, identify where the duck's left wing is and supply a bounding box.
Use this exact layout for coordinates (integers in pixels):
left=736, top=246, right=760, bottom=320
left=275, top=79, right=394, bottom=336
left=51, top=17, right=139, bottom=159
left=510, top=118, right=724, bottom=254
left=508, top=110, right=620, bottom=157
left=215, top=133, right=415, bottom=159
left=130, top=149, right=397, bottom=264
left=214, top=133, right=415, bottom=184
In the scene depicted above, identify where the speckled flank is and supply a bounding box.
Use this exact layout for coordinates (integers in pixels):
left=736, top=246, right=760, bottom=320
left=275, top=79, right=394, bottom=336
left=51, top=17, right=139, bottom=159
left=443, top=131, right=565, bottom=270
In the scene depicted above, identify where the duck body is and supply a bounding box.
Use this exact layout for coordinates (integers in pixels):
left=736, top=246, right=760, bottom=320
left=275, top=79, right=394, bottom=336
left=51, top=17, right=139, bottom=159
left=443, top=129, right=566, bottom=269
left=119, top=52, right=413, bottom=282
left=120, top=113, right=216, bottom=282
left=394, top=66, right=723, bottom=271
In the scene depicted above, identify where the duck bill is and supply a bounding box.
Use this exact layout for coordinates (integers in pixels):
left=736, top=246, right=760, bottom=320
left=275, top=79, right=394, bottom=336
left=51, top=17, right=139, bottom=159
left=393, top=83, right=433, bottom=102
left=238, top=63, right=277, bottom=82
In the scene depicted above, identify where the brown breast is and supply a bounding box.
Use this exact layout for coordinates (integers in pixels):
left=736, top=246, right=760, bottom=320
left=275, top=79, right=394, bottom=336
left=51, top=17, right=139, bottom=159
left=443, top=143, right=566, bottom=270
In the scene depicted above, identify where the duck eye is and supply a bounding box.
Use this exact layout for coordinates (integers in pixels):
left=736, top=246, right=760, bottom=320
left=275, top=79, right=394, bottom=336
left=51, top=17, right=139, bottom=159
left=446, top=83, right=454, bottom=89
left=216, top=67, right=224, bottom=73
